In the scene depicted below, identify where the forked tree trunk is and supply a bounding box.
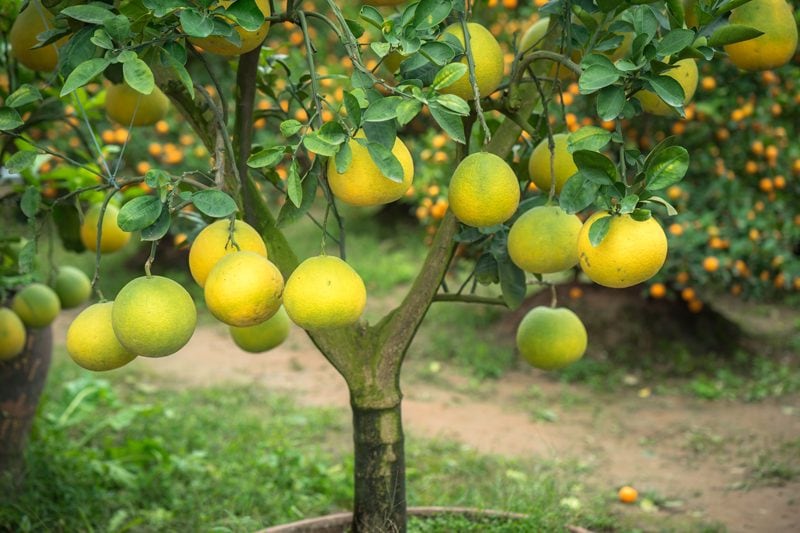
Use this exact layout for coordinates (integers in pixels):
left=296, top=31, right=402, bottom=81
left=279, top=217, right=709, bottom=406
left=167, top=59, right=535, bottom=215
left=0, top=326, right=53, bottom=484
left=352, top=402, right=406, bottom=532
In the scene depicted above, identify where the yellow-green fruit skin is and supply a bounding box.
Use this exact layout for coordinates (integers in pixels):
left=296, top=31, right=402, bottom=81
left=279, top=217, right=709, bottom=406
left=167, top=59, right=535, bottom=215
left=229, top=306, right=291, bottom=353
left=507, top=205, right=582, bottom=274
left=440, top=22, right=504, bottom=101
left=105, top=84, right=170, bottom=127
left=112, top=276, right=197, bottom=357
left=80, top=203, right=131, bottom=253
left=188, top=219, right=268, bottom=288
left=67, top=302, right=137, bottom=371
left=53, top=266, right=92, bottom=309
left=327, top=136, right=414, bottom=206
left=519, top=17, right=549, bottom=52
left=528, top=133, right=578, bottom=195
left=11, top=283, right=61, bottom=328
left=634, top=59, right=698, bottom=116
left=9, top=0, right=62, bottom=72
left=578, top=212, right=668, bottom=289
left=516, top=306, right=587, bottom=370
left=0, top=308, right=27, bottom=361
left=448, top=152, right=520, bottom=227
left=283, top=256, right=366, bottom=330
left=724, top=0, right=798, bottom=71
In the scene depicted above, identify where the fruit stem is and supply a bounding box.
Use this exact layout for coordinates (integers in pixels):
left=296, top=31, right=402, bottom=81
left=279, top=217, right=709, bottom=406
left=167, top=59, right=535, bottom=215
left=144, top=241, right=157, bottom=278
left=550, top=283, right=558, bottom=308
left=458, top=15, right=492, bottom=144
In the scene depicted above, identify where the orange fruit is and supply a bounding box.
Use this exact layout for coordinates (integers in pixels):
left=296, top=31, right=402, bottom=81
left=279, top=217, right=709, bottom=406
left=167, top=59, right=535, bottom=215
left=618, top=486, right=638, bottom=504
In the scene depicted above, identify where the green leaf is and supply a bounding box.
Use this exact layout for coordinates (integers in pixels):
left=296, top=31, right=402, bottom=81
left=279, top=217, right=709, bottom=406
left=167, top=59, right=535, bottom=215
left=559, top=174, right=600, bottom=214
left=317, top=121, right=348, bottom=145
left=497, top=255, right=526, bottom=310
left=20, top=187, right=41, bottom=219
left=61, top=58, right=111, bottom=97
left=371, top=42, right=391, bottom=58
left=596, top=85, right=625, bottom=121
left=91, top=29, right=115, bottom=49
left=0, top=107, right=23, bottom=131
left=286, top=161, right=302, bottom=208
left=122, top=58, right=155, bottom=95
left=666, top=0, right=685, bottom=25
left=641, top=195, right=678, bottom=216
left=280, top=120, right=303, bottom=137
left=335, top=141, right=352, bottom=174
left=160, top=48, right=194, bottom=99
left=588, top=215, right=612, bottom=247
left=303, top=132, right=339, bottom=157
left=578, top=61, right=620, bottom=93
left=6, top=84, right=42, bottom=108
left=413, top=0, right=452, bottom=29
left=225, top=0, right=265, bottom=32
left=180, top=9, right=214, bottom=38
left=62, top=5, right=115, bottom=24
left=276, top=173, right=317, bottom=228
left=474, top=253, right=499, bottom=285
left=418, top=41, right=456, bottom=66
left=104, top=15, right=132, bottom=42
left=140, top=207, right=171, bottom=241
left=429, top=102, right=465, bottom=144
left=359, top=6, right=384, bottom=30
left=191, top=190, right=238, bottom=218
left=143, top=0, right=185, bottom=18
left=433, top=62, right=467, bottom=90
left=18, top=240, right=36, bottom=273
left=6, top=151, right=37, bottom=173
left=619, top=194, right=639, bottom=215
left=568, top=127, right=611, bottom=153
left=344, top=92, right=362, bottom=128
left=117, top=196, right=163, bottom=231
left=364, top=141, right=404, bottom=183
left=657, top=29, right=695, bottom=57
left=248, top=146, right=286, bottom=168
left=433, top=94, right=470, bottom=116
left=708, top=24, right=764, bottom=47
left=646, top=75, right=684, bottom=107
left=572, top=150, right=618, bottom=186
left=396, top=99, right=422, bottom=126
left=629, top=5, right=659, bottom=39
left=363, top=120, right=396, bottom=150
left=644, top=146, right=689, bottom=191
left=345, top=18, right=365, bottom=39
left=364, top=96, right=403, bottom=122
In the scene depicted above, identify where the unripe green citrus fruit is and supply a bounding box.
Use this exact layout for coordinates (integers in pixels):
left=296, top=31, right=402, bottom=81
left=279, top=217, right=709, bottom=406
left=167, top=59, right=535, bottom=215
left=53, top=266, right=92, bottom=309
left=11, top=283, right=61, bottom=328
left=229, top=306, right=291, bottom=353
left=516, top=306, right=587, bottom=370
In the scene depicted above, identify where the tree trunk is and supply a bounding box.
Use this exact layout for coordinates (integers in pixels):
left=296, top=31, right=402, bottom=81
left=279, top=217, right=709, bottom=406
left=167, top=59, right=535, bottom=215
left=0, top=326, right=53, bottom=484
left=352, top=401, right=406, bottom=533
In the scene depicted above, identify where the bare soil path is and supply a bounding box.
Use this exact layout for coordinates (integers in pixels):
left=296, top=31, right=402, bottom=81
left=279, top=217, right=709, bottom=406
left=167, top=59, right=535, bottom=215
left=53, top=313, right=800, bottom=532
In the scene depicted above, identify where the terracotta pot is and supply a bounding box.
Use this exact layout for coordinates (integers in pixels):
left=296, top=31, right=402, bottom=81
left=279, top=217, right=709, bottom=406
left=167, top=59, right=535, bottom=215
left=0, top=326, right=53, bottom=482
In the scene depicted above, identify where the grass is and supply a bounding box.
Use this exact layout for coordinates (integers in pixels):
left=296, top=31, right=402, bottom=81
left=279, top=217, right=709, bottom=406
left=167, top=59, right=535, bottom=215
left=0, top=356, right=639, bottom=533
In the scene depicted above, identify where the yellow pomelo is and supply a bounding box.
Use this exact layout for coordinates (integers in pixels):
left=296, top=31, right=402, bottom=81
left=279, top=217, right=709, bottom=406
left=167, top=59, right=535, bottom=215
left=0, top=308, right=27, bottom=361
left=516, top=306, right=587, bottom=370
left=105, top=83, right=169, bottom=127
left=519, top=17, right=550, bottom=52
left=67, top=302, right=137, bottom=371
left=439, top=22, right=504, bottom=100
left=448, top=152, right=520, bottom=227
left=80, top=203, right=131, bottom=253
left=528, top=133, right=578, bottom=195
left=189, top=219, right=267, bottom=288
left=577, top=212, right=668, bottom=288
left=507, top=205, right=582, bottom=274
left=189, top=0, right=271, bottom=56
left=204, top=251, right=284, bottom=327
left=9, top=0, right=65, bottom=72
left=283, top=255, right=366, bottom=330
left=328, top=133, right=414, bottom=206
left=229, top=306, right=291, bottom=353
left=634, top=59, right=698, bottom=116
left=11, top=283, right=61, bottom=328
left=724, top=0, right=798, bottom=71
left=112, top=275, right=197, bottom=357
left=53, top=266, right=92, bottom=309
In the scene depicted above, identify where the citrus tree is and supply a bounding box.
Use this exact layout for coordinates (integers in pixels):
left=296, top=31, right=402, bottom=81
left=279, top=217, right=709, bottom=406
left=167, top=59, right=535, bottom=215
left=2, top=0, right=795, bottom=530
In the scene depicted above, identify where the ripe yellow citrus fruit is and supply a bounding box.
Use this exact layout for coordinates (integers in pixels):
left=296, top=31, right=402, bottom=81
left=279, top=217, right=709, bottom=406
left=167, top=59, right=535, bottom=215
left=189, top=219, right=268, bottom=288
left=9, top=0, right=65, bottom=72
left=11, top=283, right=61, bottom=328
left=66, top=302, right=137, bottom=371
left=516, top=306, right=587, bottom=370
left=189, top=0, right=271, bottom=56
left=448, top=152, right=520, bottom=227
left=634, top=59, right=698, bottom=116
left=327, top=133, right=414, bottom=206
left=112, top=275, right=197, bottom=357
left=528, top=133, right=578, bottom=195
left=618, top=485, right=638, bottom=504
left=53, top=266, right=92, bottom=309
left=724, top=0, right=798, bottom=71
left=577, top=212, right=668, bottom=288
left=80, top=203, right=131, bottom=253
left=507, top=205, right=582, bottom=273
left=204, top=251, right=284, bottom=327
left=439, top=22, right=504, bottom=101
left=283, top=255, right=366, bottom=330
left=105, top=83, right=170, bottom=127
left=0, top=308, right=27, bottom=361
left=229, top=306, right=291, bottom=353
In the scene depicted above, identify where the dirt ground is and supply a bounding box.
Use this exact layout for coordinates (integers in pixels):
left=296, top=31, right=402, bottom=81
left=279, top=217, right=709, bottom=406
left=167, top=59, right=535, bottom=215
left=51, top=306, right=800, bottom=533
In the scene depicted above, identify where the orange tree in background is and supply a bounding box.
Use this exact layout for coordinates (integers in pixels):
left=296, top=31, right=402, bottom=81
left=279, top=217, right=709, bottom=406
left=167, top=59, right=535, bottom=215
left=1, top=0, right=795, bottom=530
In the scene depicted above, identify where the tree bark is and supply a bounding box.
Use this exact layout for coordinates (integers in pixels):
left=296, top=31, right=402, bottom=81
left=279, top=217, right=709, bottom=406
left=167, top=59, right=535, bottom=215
left=352, top=401, right=406, bottom=533
left=0, top=326, right=52, bottom=484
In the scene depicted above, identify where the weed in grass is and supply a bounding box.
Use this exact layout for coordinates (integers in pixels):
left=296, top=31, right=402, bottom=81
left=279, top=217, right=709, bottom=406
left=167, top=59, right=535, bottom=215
left=743, top=439, right=800, bottom=488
